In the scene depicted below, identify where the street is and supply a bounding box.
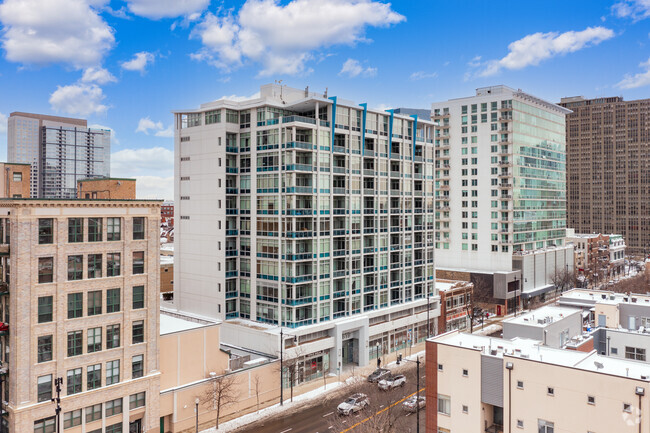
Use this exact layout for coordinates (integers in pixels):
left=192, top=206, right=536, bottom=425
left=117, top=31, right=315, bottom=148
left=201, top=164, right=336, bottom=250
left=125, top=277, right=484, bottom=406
left=232, top=362, right=426, bottom=433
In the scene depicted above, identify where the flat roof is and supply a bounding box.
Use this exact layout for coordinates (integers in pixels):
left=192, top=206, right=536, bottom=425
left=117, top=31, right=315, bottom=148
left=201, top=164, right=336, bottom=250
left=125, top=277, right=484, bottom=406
left=433, top=331, right=650, bottom=380
left=77, top=177, right=136, bottom=182
left=560, top=289, right=650, bottom=306
left=160, top=313, right=213, bottom=335
left=504, top=305, right=581, bottom=327
left=0, top=198, right=162, bottom=203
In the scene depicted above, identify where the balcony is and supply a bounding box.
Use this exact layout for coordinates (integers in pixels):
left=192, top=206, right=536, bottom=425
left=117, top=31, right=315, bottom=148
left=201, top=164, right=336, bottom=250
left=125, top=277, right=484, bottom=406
left=498, top=162, right=512, bottom=168
left=283, top=141, right=314, bottom=151
left=498, top=183, right=512, bottom=189
left=282, top=115, right=317, bottom=125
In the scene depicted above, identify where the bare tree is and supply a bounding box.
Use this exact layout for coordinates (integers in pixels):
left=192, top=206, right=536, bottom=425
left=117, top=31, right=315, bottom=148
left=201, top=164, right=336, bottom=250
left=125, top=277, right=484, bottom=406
left=253, top=373, right=262, bottom=412
left=465, top=275, right=494, bottom=333
left=199, top=373, right=240, bottom=430
left=277, top=344, right=306, bottom=404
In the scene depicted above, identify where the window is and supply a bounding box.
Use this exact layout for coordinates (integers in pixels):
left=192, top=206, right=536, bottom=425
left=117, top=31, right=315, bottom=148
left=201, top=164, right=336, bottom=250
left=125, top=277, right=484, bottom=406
left=625, top=346, right=646, bottom=361
left=38, top=296, right=53, bottom=323
left=13, top=172, right=22, bottom=182
left=106, top=423, right=123, bottom=433
left=88, top=218, right=102, bottom=242
left=67, top=255, right=83, bottom=280
left=517, top=380, right=524, bottom=389
left=517, top=419, right=524, bottom=428
left=67, top=293, right=83, bottom=318
left=37, top=375, right=52, bottom=402
left=587, top=395, right=595, bottom=405
left=38, top=335, right=53, bottom=362
left=38, top=219, right=53, bottom=244
left=38, top=257, right=54, bottom=284
left=437, top=394, right=450, bottom=415
left=107, top=217, right=121, bottom=241
left=107, top=288, right=120, bottom=312
left=462, top=405, right=468, bottom=413
left=547, top=387, right=554, bottom=396
left=129, top=392, right=146, bottom=409
left=34, top=417, right=55, bottom=433
left=106, top=360, right=120, bottom=385
left=538, top=420, right=554, bottom=433
left=85, top=404, right=102, bottom=423
left=132, top=354, right=144, bottom=378
left=67, top=331, right=83, bottom=357
left=438, top=363, right=443, bottom=371
left=68, top=218, right=83, bottom=243
left=63, top=409, right=81, bottom=429
left=107, top=324, right=120, bottom=349
left=624, top=403, right=632, bottom=412
left=88, top=290, right=102, bottom=315
left=88, top=327, right=102, bottom=353
left=133, top=217, right=145, bottom=240
left=88, top=254, right=102, bottom=278
left=132, top=320, right=144, bottom=344
left=107, top=253, right=121, bottom=277
left=132, top=251, right=144, bottom=274
left=87, top=364, right=102, bottom=390
left=462, top=369, right=468, bottom=377
left=133, top=285, right=145, bottom=309
left=105, top=398, right=122, bottom=416
left=67, top=368, right=82, bottom=395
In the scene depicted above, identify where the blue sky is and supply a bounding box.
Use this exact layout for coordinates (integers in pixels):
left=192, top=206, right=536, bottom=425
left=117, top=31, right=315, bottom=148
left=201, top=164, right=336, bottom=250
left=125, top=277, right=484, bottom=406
left=0, top=0, right=649, bottom=200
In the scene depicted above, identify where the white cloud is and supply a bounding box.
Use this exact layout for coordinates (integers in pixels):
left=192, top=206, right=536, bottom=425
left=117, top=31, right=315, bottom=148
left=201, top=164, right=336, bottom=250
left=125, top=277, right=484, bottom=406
left=475, top=26, right=615, bottom=77
left=0, top=0, right=114, bottom=68
left=121, top=51, right=155, bottom=73
left=82, top=67, right=117, bottom=84
left=125, top=0, right=210, bottom=20
left=372, top=103, right=392, bottom=112
left=49, top=83, right=108, bottom=116
left=339, top=58, right=377, bottom=78
left=111, top=146, right=174, bottom=200
left=190, top=0, right=404, bottom=76
left=135, top=117, right=173, bottom=137
left=0, top=113, right=7, bottom=135
left=612, top=0, right=650, bottom=21
left=409, top=71, right=438, bottom=81
left=89, top=123, right=119, bottom=145
left=616, top=57, right=650, bottom=88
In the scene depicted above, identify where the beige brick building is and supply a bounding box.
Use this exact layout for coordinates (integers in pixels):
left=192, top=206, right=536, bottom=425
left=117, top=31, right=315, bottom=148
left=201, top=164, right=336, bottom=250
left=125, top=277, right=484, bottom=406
left=0, top=162, right=31, bottom=198
left=0, top=199, right=161, bottom=433
left=77, top=178, right=136, bottom=200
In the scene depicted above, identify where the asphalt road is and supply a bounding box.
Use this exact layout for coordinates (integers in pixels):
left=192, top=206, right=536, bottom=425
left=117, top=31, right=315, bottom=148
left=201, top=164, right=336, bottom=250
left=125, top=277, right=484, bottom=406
left=232, top=363, right=426, bottom=433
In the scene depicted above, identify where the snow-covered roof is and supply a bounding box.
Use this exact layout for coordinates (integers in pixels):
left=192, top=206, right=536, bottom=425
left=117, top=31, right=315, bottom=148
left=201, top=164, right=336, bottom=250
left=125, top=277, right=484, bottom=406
left=503, top=305, right=581, bottom=327
left=160, top=255, right=173, bottom=265
left=160, top=313, right=210, bottom=335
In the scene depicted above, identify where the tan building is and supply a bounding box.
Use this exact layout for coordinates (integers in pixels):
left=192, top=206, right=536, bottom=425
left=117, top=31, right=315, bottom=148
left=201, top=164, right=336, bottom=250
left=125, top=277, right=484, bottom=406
left=77, top=178, right=136, bottom=200
left=559, top=96, right=650, bottom=256
left=427, top=331, right=650, bottom=433
left=568, top=233, right=627, bottom=286
left=160, top=263, right=173, bottom=293
left=0, top=162, right=31, bottom=198
left=0, top=199, right=161, bottom=433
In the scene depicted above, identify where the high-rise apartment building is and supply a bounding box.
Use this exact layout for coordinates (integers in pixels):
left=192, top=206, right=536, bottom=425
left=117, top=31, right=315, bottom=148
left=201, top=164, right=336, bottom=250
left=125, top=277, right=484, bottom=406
left=7, top=112, right=110, bottom=199
left=431, top=86, right=573, bottom=311
left=172, top=83, right=440, bottom=369
left=0, top=199, right=161, bottom=433
left=559, top=96, right=650, bottom=256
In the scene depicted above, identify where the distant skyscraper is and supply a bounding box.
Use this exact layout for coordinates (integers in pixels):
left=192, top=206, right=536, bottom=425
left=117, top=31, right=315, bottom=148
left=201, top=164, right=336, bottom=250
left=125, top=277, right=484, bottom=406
left=8, top=112, right=110, bottom=198
left=559, top=96, right=650, bottom=255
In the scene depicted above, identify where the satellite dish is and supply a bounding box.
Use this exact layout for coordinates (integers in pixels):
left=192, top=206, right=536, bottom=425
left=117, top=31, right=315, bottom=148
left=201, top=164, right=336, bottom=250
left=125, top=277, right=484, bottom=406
left=594, top=361, right=604, bottom=370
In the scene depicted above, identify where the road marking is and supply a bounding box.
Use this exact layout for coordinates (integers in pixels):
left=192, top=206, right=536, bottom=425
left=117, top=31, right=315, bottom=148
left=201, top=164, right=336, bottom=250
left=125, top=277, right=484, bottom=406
left=405, top=412, right=411, bottom=417
left=280, top=429, right=292, bottom=433
left=379, top=405, right=384, bottom=408
left=339, top=387, right=425, bottom=433
left=323, top=412, right=334, bottom=417
left=328, top=427, right=334, bottom=430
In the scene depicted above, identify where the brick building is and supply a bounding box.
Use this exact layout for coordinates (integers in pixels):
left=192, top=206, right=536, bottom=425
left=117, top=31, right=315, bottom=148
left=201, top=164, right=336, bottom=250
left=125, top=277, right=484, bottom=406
left=77, top=178, right=136, bottom=200
left=437, top=279, right=473, bottom=333
left=568, top=232, right=627, bottom=287
left=0, top=162, right=30, bottom=198
left=0, top=199, right=161, bottom=433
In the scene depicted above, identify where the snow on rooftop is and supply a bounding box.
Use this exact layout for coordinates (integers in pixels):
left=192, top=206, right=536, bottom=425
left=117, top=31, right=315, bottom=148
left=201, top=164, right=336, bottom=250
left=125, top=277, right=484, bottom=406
left=160, top=255, right=173, bottom=265
left=160, top=314, right=208, bottom=335
left=504, top=305, right=581, bottom=327
left=561, top=289, right=650, bottom=306
left=161, top=243, right=174, bottom=252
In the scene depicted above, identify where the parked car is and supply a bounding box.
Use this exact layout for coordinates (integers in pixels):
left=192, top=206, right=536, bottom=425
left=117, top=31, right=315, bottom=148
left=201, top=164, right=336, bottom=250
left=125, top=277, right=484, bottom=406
left=378, top=374, right=406, bottom=390
left=367, top=368, right=391, bottom=383
left=337, top=393, right=369, bottom=415
left=402, top=395, right=426, bottom=412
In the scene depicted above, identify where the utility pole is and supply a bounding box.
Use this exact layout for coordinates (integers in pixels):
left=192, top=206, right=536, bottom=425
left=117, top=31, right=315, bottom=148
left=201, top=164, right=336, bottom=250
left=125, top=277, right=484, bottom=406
left=396, top=354, right=422, bottom=433
left=52, top=377, right=62, bottom=433
left=280, top=328, right=284, bottom=406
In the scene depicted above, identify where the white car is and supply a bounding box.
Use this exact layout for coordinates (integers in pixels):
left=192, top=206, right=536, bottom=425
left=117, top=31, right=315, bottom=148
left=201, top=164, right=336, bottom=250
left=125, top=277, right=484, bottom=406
left=378, top=374, right=406, bottom=391
left=337, top=393, right=369, bottom=415
left=402, top=395, right=426, bottom=412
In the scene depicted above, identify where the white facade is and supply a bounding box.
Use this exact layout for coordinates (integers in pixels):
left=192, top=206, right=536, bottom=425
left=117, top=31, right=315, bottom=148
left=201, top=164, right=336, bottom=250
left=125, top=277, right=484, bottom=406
left=172, top=84, right=441, bottom=369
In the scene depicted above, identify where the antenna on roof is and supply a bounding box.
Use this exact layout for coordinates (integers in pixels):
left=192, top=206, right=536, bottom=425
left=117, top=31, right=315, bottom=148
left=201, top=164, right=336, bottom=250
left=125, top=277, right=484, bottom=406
left=594, top=361, right=604, bottom=370
left=324, top=87, right=328, bottom=98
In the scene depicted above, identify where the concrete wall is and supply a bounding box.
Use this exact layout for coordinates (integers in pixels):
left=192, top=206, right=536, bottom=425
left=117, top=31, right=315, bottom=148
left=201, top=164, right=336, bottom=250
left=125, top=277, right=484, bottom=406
left=503, top=311, right=582, bottom=348
left=594, top=329, right=650, bottom=361
left=619, top=303, right=650, bottom=330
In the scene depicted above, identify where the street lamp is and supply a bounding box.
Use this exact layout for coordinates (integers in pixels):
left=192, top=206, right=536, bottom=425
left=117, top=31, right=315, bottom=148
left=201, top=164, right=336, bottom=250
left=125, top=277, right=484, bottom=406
left=279, top=328, right=297, bottom=406
left=636, top=386, right=645, bottom=433
left=396, top=353, right=422, bottom=433
left=195, top=398, right=200, bottom=433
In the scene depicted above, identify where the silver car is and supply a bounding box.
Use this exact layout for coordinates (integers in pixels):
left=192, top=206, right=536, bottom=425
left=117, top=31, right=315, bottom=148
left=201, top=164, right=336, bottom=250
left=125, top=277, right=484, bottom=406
left=378, top=374, right=406, bottom=391
left=337, top=393, right=369, bottom=415
left=403, top=395, right=426, bottom=412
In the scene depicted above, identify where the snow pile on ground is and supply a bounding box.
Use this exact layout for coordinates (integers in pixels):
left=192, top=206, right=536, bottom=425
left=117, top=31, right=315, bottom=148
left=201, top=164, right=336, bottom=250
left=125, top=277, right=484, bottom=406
left=200, top=381, right=343, bottom=433
left=473, top=324, right=502, bottom=336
